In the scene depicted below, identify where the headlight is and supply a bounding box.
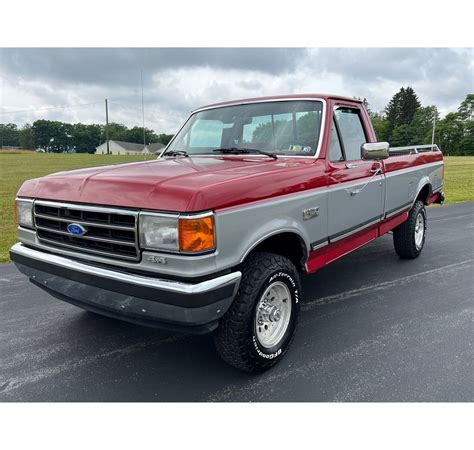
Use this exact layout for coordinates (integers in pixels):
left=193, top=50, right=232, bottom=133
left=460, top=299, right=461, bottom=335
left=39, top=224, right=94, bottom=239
left=15, top=198, right=34, bottom=228
left=139, top=212, right=215, bottom=253
left=139, top=213, right=179, bottom=252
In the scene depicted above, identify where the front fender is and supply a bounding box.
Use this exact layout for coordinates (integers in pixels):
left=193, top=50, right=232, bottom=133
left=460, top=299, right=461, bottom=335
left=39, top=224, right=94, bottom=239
left=215, top=199, right=327, bottom=269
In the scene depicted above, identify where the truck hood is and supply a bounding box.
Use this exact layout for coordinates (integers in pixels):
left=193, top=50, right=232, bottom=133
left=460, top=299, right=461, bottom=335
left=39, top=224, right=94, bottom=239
left=18, top=156, right=323, bottom=212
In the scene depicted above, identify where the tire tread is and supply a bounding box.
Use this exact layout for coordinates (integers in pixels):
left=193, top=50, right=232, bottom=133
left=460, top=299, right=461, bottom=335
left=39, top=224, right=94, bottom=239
left=214, top=251, right=299, bottom=373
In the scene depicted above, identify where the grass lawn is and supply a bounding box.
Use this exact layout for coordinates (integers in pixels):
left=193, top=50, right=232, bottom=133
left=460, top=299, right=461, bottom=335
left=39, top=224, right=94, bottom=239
left=0, top=153, right=155, bottom=263
left=1, top=153, right=473, bottom=263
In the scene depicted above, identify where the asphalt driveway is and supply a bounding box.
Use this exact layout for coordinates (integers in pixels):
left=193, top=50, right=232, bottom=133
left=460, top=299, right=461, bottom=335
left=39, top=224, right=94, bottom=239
left=1, top=202, right=473, bottom=401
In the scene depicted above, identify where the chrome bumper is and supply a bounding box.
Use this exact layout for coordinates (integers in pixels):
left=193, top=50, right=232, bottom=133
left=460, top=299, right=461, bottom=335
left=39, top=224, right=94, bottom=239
left=10, top=243, right=241, bottom=333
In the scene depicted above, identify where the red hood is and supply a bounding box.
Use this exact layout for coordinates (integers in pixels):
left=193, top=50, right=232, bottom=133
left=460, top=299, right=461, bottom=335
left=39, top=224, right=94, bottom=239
left=18, top=156, right=326, bottom=212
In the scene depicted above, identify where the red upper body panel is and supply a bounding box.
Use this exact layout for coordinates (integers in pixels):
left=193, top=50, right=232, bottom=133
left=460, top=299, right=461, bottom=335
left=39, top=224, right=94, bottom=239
left=17, top=94, right=443, bottom=213
left=17, top=155, right=328, bottom=212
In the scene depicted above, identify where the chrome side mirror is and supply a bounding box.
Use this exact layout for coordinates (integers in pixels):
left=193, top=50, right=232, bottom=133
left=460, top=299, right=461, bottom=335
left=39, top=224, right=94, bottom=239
left=361, top=142, right=390, bottom=160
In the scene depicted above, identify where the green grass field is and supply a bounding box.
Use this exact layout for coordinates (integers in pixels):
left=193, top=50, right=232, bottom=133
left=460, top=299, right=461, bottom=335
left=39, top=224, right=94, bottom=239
left=0, top=153, right=155, bottom=263
left=1, top=154, right=473, bottom=263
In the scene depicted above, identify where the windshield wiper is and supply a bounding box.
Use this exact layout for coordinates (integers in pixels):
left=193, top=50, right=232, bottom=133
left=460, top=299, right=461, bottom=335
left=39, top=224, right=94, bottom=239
left=163, top=150, right=189, bottom=157
left=212, top=147, right=278, bottom=160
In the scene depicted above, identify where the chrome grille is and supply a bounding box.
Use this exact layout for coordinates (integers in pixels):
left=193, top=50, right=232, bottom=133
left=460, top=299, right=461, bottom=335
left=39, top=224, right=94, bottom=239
left=34, top=201, right=140, bottom=261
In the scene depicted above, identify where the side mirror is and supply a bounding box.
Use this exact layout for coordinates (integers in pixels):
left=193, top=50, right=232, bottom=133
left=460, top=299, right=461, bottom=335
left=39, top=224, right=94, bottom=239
left=361, top=142, right=390, bottom=160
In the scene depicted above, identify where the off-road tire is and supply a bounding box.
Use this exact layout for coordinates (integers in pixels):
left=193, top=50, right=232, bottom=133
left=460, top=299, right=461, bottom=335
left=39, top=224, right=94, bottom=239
left=214, top=252, right=300, bottom=373
left=393, top=200, right=427, bottom=259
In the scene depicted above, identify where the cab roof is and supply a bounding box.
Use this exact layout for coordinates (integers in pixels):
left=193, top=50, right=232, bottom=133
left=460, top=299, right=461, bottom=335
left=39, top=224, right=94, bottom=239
left=195, top=93, right=362, bottom=112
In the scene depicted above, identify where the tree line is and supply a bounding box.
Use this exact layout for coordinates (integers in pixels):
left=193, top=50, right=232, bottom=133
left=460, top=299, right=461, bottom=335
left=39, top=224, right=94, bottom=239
left=0, top=120, right=174, bottom=153
left=367, top=89, right=473, bottom=155
left=1, top=90, right=473, bottom=154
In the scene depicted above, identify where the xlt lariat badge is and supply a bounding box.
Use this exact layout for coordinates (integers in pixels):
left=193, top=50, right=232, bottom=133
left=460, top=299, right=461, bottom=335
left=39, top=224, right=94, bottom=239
left=303, top=207, right=319, bottom=220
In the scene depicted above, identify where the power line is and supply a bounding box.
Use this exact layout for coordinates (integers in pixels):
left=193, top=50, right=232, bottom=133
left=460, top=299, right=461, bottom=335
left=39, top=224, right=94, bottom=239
left=107, top=101, right=184, bottom=121
left=0, top=102, right=104, bottom=115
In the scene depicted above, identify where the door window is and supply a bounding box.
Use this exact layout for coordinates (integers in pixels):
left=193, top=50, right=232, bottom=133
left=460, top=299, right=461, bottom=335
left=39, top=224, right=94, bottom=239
left=329, top=119, right=344, bottom=162
left=334, top=108, right=367, bottom=161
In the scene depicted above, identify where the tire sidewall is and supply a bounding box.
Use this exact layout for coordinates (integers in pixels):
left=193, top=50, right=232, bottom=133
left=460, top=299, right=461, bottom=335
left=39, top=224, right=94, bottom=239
left=249, top=269, right=300, bottom=362
left=413, top=203, right=427, bottom=253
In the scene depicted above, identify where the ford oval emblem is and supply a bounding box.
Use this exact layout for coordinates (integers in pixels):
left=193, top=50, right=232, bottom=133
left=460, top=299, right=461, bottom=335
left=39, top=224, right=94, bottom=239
left=67, top=223, right=87, bottom=236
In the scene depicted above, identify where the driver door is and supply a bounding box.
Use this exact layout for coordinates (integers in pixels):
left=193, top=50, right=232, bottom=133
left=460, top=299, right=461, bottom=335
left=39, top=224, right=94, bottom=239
left=327, top=107, right=385, bottom=241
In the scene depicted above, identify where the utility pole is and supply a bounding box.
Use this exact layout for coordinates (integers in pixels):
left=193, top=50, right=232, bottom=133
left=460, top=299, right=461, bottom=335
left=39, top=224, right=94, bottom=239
left=141, top=69, right=146, bottom=149
left=105, top=98, right=110, bottom=155
left=431, top=113, right=436, bottom=147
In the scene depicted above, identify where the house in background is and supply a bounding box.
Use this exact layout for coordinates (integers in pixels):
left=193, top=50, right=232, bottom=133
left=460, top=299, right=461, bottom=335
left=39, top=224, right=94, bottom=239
left=95, top=140, right=166, bottom=155
left=95, top=140, right=142, bottom=155
left=144, top=142, right=166, bottom=155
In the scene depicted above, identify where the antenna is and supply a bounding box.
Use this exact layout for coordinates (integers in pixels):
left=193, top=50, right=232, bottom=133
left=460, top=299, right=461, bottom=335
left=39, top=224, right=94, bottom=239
left=105, top=98, right=110, bottom=155
left=141, top=69, right=146, bottom=149
left=431, top=112, right=436, bottom=147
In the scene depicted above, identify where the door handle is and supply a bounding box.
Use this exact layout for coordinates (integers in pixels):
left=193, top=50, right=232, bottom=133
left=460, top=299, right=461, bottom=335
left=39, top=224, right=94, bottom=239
left=350, top=162, right=383, bottom=196
left=370, top=162, right=383, bottom=174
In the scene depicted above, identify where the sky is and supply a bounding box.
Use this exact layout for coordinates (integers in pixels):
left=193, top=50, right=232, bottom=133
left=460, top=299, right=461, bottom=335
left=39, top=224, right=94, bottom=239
left=0, top=48, right=472, bottom=134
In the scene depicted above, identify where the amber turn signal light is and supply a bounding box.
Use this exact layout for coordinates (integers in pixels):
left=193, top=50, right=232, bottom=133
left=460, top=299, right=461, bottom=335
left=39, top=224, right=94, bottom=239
left=179, top=215, right=215, bottom=253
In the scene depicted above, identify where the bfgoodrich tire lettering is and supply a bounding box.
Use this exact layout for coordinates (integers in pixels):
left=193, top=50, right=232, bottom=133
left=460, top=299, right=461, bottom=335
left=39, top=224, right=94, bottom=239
left=214, top=252, right=300, bottom=373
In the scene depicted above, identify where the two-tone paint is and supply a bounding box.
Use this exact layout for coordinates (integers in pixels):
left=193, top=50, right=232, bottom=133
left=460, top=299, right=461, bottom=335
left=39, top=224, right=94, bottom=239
left=15, top=94, right=444, bottom=282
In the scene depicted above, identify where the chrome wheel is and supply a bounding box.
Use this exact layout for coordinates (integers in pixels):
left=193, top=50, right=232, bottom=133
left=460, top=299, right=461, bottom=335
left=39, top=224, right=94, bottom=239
left=255, top=281, right=292, bottom=348
left=414, top=212, right=425, bottom=250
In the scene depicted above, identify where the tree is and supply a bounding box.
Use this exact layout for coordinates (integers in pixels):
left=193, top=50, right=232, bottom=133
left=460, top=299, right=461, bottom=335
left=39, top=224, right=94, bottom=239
left=435, top=113, right=464, bottom=155
left=372, top=118, right=391, bottom=142
left=19, top=123, right=35, bottom=149
left=385, top=87, right=421, bottom=140
left=72, top=123, right=102, bottom=153
left=433, top=94, right=473, bottom=155
left=156, top=133, right=174, bottom=145
left=410, top=106, right=439, bottom=144
left=385, top=89, right=403, bottom=128
left=0, top=123, right=20, bottom=147
left=32, top=120, right=55, bottom=151
left=390, top=124, right=415, bottom=147
left=32, top=120, right=74, bottom=153
left=457, top=94, right=474, bottom=120
left=399, top=87, right=421, bottom=125
left=103, top=122, right=129, bottom=142
left=124, top=126, right=158, bottom=145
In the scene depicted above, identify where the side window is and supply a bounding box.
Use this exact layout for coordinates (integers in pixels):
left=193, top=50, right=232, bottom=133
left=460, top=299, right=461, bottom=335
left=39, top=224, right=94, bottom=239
left=329, top=119, right=344, bottom=162
left=334, top=108, right=366, bottom=161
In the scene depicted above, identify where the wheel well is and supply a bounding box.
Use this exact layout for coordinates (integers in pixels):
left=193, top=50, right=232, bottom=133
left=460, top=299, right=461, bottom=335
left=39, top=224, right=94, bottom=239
left=416, top=184, right=432, bottom=205
left=248, top=232, right=308, bottom=272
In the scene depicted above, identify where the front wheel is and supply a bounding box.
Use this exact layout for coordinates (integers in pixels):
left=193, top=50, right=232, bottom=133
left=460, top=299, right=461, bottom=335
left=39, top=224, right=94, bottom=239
left=393, top=200, right=427, bottom=259
left=214, top=252, right=300, bottom=373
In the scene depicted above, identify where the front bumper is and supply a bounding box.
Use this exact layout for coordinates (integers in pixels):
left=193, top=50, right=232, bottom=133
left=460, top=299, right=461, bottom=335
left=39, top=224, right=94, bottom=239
left=10, top=243, right=241, bottom=334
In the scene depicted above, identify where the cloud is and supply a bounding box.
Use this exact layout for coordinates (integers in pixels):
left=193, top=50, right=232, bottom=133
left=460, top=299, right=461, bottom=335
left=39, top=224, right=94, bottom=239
left=0, top=48, right=472, bottom=132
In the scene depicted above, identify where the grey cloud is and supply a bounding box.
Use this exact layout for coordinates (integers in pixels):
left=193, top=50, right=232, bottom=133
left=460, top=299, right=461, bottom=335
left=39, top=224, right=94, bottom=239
left=0, top=48, right=472, bottom=131
left=312, top=48, right=469, bottom=83
left=0, top=48, right=308, bottom=87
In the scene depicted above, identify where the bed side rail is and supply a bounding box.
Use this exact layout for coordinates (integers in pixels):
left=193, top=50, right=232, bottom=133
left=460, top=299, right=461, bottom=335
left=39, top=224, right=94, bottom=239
left=389, top=144, right=440, bottom=156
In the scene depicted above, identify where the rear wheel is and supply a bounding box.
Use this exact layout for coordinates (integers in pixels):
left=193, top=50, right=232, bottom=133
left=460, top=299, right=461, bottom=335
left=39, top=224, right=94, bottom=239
left=393, top=200, right=427, bottom=259
left=214, top=252, right=300, bottom=373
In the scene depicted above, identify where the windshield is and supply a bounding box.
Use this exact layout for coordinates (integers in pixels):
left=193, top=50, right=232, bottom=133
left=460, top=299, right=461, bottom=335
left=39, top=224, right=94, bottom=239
left=165, top=100, right=324, bottom=157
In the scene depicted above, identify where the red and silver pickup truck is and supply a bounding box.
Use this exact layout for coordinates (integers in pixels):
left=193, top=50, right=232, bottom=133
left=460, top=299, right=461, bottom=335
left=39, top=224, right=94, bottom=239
left=11, top=94, right=444, bottom=373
